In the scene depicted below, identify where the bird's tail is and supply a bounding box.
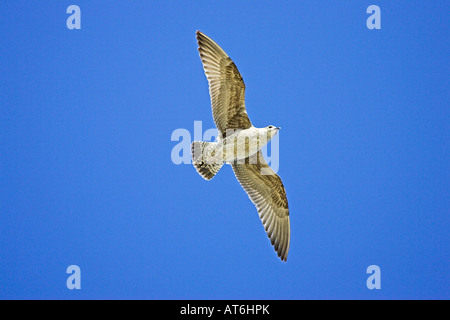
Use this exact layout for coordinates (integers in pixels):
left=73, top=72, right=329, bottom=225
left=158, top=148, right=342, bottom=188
left=191, top=141, right=224, bottom=180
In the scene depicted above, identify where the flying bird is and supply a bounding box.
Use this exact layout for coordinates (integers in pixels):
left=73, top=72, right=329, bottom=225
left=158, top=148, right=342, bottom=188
left=191, top=31, right=290, bottom=262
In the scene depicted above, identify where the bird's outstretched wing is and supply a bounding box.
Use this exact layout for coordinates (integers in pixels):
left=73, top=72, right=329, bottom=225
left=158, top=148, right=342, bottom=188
left=231, top=151, right=290, bottom=261
left=196, top=31, right=252, bottom=137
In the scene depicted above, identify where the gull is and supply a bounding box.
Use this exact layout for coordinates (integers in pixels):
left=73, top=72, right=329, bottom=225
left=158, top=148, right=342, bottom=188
left=191, top=31, right=290, bottom=262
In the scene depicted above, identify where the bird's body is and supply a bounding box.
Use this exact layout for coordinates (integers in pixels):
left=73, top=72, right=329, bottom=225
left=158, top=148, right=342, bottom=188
left=201, top=126, right=275, bottom=164
left=191, top=31, right=291, bottom=261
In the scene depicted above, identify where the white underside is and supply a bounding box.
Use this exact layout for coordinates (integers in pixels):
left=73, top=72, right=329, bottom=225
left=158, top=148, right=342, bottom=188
left=204, top=127, right=273, bottom=163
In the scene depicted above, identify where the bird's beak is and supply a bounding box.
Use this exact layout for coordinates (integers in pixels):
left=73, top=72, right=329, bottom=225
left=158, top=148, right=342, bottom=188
left=276, top=127, right=281, bottom=130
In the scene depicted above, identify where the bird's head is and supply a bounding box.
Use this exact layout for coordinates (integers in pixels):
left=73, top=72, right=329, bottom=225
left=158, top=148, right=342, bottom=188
left=265, top=125, right=281, bottom=139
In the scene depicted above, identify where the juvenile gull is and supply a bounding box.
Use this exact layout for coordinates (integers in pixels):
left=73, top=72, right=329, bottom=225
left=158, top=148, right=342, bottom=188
left=191, top=31, right=290, bottom=262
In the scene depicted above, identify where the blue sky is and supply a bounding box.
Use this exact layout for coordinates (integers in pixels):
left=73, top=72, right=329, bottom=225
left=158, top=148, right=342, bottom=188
left=0, top=1, right=449, bottom=299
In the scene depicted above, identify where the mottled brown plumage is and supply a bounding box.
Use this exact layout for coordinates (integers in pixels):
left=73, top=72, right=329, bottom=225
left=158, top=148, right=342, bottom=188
left=232, top=151, right=290, bottom=261
left=197, top=31, right=252, bottom=137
